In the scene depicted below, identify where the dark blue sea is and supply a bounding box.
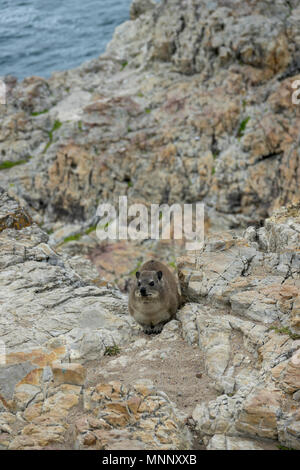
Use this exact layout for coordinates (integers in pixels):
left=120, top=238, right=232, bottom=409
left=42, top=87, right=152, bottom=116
left=0, top=0, right=132, bottom=80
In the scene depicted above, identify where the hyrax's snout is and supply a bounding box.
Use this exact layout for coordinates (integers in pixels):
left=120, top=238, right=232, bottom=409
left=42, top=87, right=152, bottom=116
left=140, top=287, right=147, bottom=296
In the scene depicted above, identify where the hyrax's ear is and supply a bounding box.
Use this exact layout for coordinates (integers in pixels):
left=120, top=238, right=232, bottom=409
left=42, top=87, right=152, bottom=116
left=157, top=271, right=163, bottom=281
left=136, top=271, right=140, bottom=279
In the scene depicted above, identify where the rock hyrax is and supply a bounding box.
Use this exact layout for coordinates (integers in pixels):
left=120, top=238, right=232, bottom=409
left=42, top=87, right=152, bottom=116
left=128, top=259, right=180, bottom=334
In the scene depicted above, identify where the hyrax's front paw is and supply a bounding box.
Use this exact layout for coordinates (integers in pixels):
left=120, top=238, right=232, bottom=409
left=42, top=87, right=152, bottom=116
left=143, top=326, right=155, bottom=335
left=143, top=323, right=164, bottom=335
left=152, top=323, right=164, bottom=334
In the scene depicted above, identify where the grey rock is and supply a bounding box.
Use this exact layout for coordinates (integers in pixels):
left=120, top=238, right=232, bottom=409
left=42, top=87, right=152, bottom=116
left=0, top=362, right=35, bottom=401
left=207, top=434, right=264, bottom=450
left=130, top=0, right=156, bottom=19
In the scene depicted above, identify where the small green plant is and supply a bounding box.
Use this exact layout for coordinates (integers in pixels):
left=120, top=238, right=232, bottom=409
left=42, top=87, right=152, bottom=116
left=78, top=121, right=83, bottom=131
left=31, top=109, right=49, bottom=116
left=211, top=167, right=215, bottom=175
left=97, top=221, right=111, bottom=231
left=137, top=92, right=144, bottom=98
left=237, top=116, right=250, bottom=138
left=63, top=233, right=82, bottom=244
left=85, top=224, right=97, bottom=235
left=0, top=158, right=30, bottom=170
left=52, top=120, right=62, bottom=133
left=60, top=227, right=101, bottom=245
left=43, top=142, right=51, bottom=153
left=43, top=119, right=62, bottom=153
left=104, top=345, right=121, bottom=356
left=121, top=61, right=128, bottom=70
left=168, top=261, right=176, bottom=269
left=145, top=108, right=151, bottom=114
left=269, top=326, right=300, bottom=340
left=277, top=444, right=296, bottom=451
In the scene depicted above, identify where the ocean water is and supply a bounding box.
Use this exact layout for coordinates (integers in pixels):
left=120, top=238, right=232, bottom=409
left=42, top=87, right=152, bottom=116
left=0, top=0, right=131, bottom=80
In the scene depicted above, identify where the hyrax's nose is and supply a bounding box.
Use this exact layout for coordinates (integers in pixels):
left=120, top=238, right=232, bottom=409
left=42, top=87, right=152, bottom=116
left=140, top=287, right=147, bottom=296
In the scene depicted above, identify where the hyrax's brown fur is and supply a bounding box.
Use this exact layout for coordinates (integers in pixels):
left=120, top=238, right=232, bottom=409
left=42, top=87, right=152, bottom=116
left=128, top=259, right=180, bottom=334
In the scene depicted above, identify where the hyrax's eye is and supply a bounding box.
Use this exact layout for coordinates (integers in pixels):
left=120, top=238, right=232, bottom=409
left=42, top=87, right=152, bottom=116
left=138, top=281, right=141, bottom=287
left=149, top=281, right=155, bottom=286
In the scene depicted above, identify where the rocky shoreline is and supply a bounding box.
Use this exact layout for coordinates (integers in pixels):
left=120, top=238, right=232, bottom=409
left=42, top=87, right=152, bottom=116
left=0, top=0, right=299, bottom=450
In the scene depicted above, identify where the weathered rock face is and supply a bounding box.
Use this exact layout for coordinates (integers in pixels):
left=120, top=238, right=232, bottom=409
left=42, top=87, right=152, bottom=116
left=178, top=205, right=300, bottom=334
left=0, top=190, right=133, bottom=407
left=6, top=378, right=191, bottom=450
left=1, top=0, right=300, bottom=230
left=0, top=192, right=299, bottom=450
left=0, top=191, right=32, bottom=232
left=130, top=0, right=156, bottom=19
left=0, top=191, right=191, bottom=450
left=178, top=204, right=300, bottom=450
left=206, top=434, right=264, bottom=450
left=0, top=238, right=133, bottom=368
left=79, top=379, right=191, bottom=450
left=1, top=0, right=300, bottom=452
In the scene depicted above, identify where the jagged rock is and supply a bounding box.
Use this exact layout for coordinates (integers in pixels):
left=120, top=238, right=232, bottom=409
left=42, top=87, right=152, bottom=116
left=179, top=209, right=300, bottom=449
left=13, top=384, right=42, bottom=412
left=9, top=384, right=82, bottom=449
left=192, top=388, right=250, bottom=438
left=178, top=208, right=300, bottom=334
left=179, top=302, right=266, bottom=392
left=271, top=349, right=300, bottom=393
left=1, top=0, right=300, bottom=451
left=51, top=363, right=86, bottom=386
left=245, top=204, right=300, bottom=253
left=265, top=205, right=300, bottom=252
left=0, top=189, right=32, bottom=232
left=0, top=1, right=299, bottom=228
left=207, top=434, right=264, bottom=451
left=291, top=296, right=300, bottom=335
left=0, top=362, right=36, bottom=405
left=236, top=389, right=283, bottom=440
left=130, top=0, right=156, bottom=20
left=5, top=378, right=191, bottom=450
left=0, top=192, right=136, bottom=419
left=80, top=380, right=191, bottom=450
left=278, top=410, right=300, bottom=450
left=0, top=192, right=192, bottom=450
